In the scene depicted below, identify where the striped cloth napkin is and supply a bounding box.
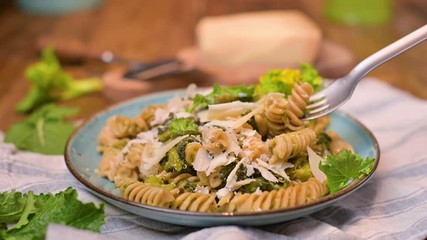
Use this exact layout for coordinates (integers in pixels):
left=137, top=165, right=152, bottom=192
left=1, top=78, right=427, bottom=240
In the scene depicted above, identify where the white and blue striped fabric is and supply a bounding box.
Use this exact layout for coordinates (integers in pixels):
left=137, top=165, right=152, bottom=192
left=1, top=78, right=427, bottom=240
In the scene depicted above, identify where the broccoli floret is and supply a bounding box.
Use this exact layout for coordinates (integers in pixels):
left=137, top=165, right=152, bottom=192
left=219, top=162, right=247, bottom=182
left=162, top=137, right=197, bottom=174
left=300, top=64, right=323, bottom=92
left=254, top=64, right=323, bottom=99
left=16, top=47, right=103, bottom=113
left=315, top=132, right=332, bottom=155
left=286, top=153, right=313, bottom=181
left=158, top=118, right=200, bottom=142
left=164, top=147, right=184, bottom=172
left=189, top=84, right=255, bottom=112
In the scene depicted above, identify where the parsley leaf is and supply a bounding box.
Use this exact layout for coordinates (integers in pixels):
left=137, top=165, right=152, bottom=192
left=0, top=187, right=105, bottom=240
left=4, top=104, right=79, bottom=155
left=319, top=150, right=375, bottom=194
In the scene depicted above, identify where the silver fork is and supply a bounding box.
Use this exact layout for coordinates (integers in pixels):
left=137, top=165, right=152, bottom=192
left=303, top=24, right=427, bottom=121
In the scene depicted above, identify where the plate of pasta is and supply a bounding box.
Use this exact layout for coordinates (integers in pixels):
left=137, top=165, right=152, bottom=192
left=65, top=65, right=379, bottom=227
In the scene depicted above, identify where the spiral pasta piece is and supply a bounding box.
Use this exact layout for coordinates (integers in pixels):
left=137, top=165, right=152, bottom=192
left=286, top=82, right=314, bottom=131
left=119, top=180, right=175, bottom=208
left=96, top=148, right=122, bottom=181
left=122, top=143, right=144, bottom=169
left=224, top=178, right=328, bottom=212
left=113, top=166, right=139, bottom=187
left=268, top=127, right=317, bottom=164
left=158, top=171, right=199, bottom=191
left=98, top=116, right=147, bottom=150
left=327, top=131, right=355, bottom=155
left=172, top=192, right=217, bottom=212
left=208, top=169, right=222, bottom=188
left=202, top=126, right=229, bottom=154
left=136, top=104, right=162, bottom=128
left=185, top=142, right=204, bottom=165
left=309, top=115, right=330, bottom=133
left=239, top=133, right=270, bottom=161
left=262, top=93, right=288, bottom=137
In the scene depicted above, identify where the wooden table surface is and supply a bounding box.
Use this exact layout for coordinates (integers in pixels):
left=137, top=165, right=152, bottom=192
left=0, top=0, right=426, bottom=132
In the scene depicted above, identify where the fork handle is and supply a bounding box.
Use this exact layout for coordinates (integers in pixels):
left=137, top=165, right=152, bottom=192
left=347, top=24, right=427, bottom=83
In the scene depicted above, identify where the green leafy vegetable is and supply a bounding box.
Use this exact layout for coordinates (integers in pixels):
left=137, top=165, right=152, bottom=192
left=190, top=84, right=255, bottom=112
left=255, top=64, right=323, bottom=97
left=314, top=132, right=332, bottom=155
left=286, top=154, right=313, bottom=182
left=16, top=47, right=103, bottom=113
left=319, top=150, right=375, bottom=194
left=4, top=104, right=79, bottom=155
left=219, top=162, right=247, bottom=183
left=300, top=64, right=323, bottom=92
left=240, top=178, right=289, bottom=193
left=162, top=137, right=198, bottom=174
left=158, top=118, right=200, bottom=142
left=0, top=191, right=28, bottom=223
left=0, top=187, right=105, bottom=240
left=164, top=147, right=184, bottom=172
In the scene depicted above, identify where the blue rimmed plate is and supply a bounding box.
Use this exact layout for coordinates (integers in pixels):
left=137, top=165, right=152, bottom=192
left=65, top=89, right=380, bottom=227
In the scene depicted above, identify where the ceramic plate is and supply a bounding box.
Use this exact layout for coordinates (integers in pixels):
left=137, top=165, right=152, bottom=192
left=65, top=89, right=380, bottom=227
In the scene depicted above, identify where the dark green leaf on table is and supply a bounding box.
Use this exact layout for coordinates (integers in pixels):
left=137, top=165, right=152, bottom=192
left=4, top=104, right=79, bottom=155
left=0, top=187, right=105, bottom=240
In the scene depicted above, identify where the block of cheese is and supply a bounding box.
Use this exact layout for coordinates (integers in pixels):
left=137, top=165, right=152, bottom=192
left=196, top=10, right=322, bottom=66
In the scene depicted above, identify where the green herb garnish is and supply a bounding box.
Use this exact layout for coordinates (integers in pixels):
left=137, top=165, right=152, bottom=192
left=319, top=150, right=375, bottom=194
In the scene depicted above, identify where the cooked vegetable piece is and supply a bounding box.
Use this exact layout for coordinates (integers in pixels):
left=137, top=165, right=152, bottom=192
left=16, top=47, right=102, bottom=113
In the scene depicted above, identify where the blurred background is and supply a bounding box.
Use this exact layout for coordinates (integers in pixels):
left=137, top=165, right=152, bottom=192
left=0, top=0, right=426, bottom=132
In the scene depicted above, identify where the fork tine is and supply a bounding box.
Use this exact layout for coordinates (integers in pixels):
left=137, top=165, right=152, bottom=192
left=306, top=98, right=328, bottom=110
left=307, top=103, right=330, bottom=115
left=308, top=92, right=325, bottom=102
left=302, top=100, right=331, bottom=121
left=302, top=110, right=329, bottom=121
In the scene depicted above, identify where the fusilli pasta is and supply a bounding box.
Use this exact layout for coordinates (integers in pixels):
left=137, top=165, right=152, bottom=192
left=96, top=66, right=365, bottom=213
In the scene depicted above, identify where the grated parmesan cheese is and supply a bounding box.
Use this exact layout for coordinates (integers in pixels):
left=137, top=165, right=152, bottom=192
left=203, top=104, right=263, bottom=129
left=194, top=185, right=210, bottom=194
left=256, top=158, right=292, bottom=181
left=193, top=148, right=212, bottom=172
left=140, top=135, right=189, bottom=171
left=253, top=163, right=278, bottom=182
left=307, top=146, right=327, bottom=183
left=253, top=187, right=262, bottom=195
left=206, top=101, right=258, bottom=120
